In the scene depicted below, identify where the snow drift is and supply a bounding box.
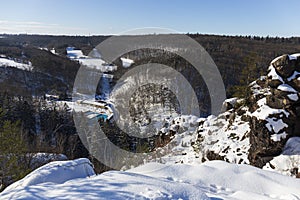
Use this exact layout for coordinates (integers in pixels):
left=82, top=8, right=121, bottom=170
left=1, top=159, right=300, bottom=200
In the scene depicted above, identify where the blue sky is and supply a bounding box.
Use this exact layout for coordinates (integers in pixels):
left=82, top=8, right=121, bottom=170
left=0, top=0, right=299, bottom=36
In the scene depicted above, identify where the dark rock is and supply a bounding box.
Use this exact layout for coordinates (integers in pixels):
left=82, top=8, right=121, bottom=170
left=266, top=95, right=285, bottom=109
left=267, top=78, right=282, bottom=88
left=221, top=98, right=237, bottom=112
left=271, top=54, right=297, bottom=78
left=291, top=168, right=299, bottom=177
left=291, top=78, right=300, bottom=91
left=295, top=106, right=300, bottom=117
left=248, top=118, right=286, bottom=168
left=205, top=151, right=225, bottom=161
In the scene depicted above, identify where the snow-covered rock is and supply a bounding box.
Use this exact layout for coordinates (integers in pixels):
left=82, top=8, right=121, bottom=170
left=263, top=137, right=300, bottom=177
left=184, top=53, right=300, bottom=168
left=196, top=110, right=251, bottom=164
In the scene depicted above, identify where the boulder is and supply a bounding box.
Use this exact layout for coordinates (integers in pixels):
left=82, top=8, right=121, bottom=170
left=291, top=78, right=300, bottom=91
left=271, top=54, right=297, bottom=78
left=248, top=117, right=287, bottom=168
left=266, top=95, right=285, bottom=109
left=267, top=78, right=283, bottom=88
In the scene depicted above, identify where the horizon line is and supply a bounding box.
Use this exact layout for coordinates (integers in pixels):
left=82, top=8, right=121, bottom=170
left=1, top=32, right=299, bottom=39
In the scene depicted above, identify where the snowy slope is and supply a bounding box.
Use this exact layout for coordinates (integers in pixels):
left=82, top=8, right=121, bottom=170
left=2, top=158, right=94, bottom=193
left=1, top=159, right=300, bottom=200
left=0, top=57, right=33, bottom=71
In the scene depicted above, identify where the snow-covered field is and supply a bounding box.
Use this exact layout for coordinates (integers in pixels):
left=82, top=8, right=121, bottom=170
left=1, top=158, right=300, bottom=200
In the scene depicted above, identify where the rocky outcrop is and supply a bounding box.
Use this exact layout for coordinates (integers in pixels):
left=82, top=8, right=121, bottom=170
left=249, top=53, right=300, bottom=167
left=195, top=53, right=300, bottom=170
left=138, top=53, right=300, bottom=176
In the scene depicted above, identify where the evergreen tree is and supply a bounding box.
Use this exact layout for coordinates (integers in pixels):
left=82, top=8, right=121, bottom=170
left=233, top=52, right=263, bottom=101
left=0, top=107, right=30, bottom=191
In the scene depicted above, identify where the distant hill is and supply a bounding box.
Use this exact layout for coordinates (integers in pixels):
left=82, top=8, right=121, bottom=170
left=1, top=33, right=300, bottom=98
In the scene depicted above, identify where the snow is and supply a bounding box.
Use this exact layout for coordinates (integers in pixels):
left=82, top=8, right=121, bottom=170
left=290, top=53, right=300, bottom=58
left=2, top=159, right=300, bottom=200
left=224, top=97, right=237, bottom=104
left=221, top=97, right=238, bottom=111
left=78, top=58, right=117, bottom=72
left=154, top=115, right=202, bottom=164
left=78, top=58, right=103, bottom=67
left=265, top=117, right=288, bottom=134
left=270, top=55, right=284, bottom=65
left=66, top=47, right=117, bottom=72
left=267, top=65, right=284, bottom=83
left=0, top=57, right=33, bottom=71
left=264, top=137, right=300, bottom=176
left=50, top=48, right=56, bottom=55
left=66, top=47, right=86, bottom=59
left=120, top=57, right=134, bottom=68
left=270, top=53, right=299, bottom=65
left=250, top=98, right=290, bottom=141
left=252, top=98, right=289, bottom=120
left=264, top=153, right=300, bottom=176
left=277, top=84, right=297, bottom=93
left=287, top=93, right=299, bottom=101
left=288, top=54, right=298, bottom=60
left=2, top=158, right=94, bottom=192
left=283, top=137, right=300, bottom=155
left=197, top=111, right=251, bottom=164
left=270, top=132, right=287, bottom=142
left=250, top=79, right=272, bottom=96
left=72, top=99, right=114, bottom=120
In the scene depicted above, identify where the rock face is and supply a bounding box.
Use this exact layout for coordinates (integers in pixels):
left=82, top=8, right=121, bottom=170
left=195, top=53, right=300, bottom=170
left=248, top=53, right=300, bottom=167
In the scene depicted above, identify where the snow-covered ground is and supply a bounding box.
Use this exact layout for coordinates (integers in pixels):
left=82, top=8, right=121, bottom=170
left=66, top=47, right=86, bottom=59
left=77, top=58, right=117, bottom=72
left=0, top=57, right=33, bottom=71
left=120, top=57, right=134, bottom=68
left=1, top=158, right=300, bottom=200
left=264, top=137, right=300, bottom=177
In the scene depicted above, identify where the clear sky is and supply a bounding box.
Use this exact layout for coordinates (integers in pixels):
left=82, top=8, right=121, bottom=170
left=0, top=0, right=299, bottom=37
